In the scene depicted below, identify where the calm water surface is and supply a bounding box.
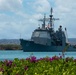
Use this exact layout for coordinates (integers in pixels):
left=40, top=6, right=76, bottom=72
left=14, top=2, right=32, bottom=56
left=0, top=50, right=76, bottom=61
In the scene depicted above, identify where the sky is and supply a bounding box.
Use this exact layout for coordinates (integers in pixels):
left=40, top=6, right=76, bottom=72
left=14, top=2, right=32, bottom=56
left=0, top=0, right=76, bottom=39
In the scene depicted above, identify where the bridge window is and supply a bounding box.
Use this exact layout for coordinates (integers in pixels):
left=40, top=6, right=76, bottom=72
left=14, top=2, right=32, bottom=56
left=33, top=31, right=40, bottom=37
left=32, top=31, right=50, bottom=39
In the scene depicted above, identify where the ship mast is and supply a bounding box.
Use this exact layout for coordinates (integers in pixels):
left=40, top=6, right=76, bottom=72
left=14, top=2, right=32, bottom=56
left=50, top=8, right=53, bottom=28
left=39, top=8, right=59, bottom=29
left=49, top=8, right=59, bottom=29
left=38, top=14, right=46, bottom=29
left=42, top=14, right=46, bottom=29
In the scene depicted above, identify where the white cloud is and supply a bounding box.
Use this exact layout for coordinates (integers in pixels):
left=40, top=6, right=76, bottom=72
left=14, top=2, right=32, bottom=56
left=53, top=0, right=76, bottom=38
left=0, top=0, right=23, bottom=12
left=33, top=0, right=50, bottom=13
left=0, top=0, right=76, bottom=39
left=0, top=13, right=43, bottom=39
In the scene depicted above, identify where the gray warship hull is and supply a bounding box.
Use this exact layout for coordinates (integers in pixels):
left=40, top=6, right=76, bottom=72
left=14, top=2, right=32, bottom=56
left=20, top=39, right=76, bottom=52
left=20, top=8, right=76, bottom=52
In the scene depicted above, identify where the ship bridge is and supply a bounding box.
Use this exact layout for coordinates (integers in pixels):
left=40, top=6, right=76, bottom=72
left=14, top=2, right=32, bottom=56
left=31, top=29, right=51, bottom=46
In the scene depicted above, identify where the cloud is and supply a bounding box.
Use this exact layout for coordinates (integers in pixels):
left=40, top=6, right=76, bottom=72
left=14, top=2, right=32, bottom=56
left=0, top=13, right=43, bottom=39
left=53, top=0, right=76, bottom=38
left=0, top=0, right=76, bottom=39
left=0, top=0, right=23, bottom=12
left=33, top=0, right=50, bottom=13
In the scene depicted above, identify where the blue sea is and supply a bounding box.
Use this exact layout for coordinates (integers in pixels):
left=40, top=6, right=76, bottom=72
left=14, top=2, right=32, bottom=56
left=0, top=50, right=76, bottom=61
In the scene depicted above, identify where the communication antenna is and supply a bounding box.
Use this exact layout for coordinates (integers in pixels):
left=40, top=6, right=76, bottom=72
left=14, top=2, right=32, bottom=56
left=20, top=33, right=22, bottom=39
left=38, top=8, right=59, bottom=29
left=50, top=8, right=59, bottom=29
left=65, top=28, right=69, bottom=43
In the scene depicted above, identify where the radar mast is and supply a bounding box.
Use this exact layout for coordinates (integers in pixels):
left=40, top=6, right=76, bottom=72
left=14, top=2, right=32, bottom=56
left=42, top=14, right=46, bottom=29
left=49, top=8, right=59, bottom=29
left=50, top=8, right=53, bottom=28
left=39, top=8, right=59, bottom=29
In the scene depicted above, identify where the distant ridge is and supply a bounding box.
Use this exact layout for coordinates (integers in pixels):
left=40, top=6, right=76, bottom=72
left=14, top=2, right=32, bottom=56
left=68, top=38, right=76, bottom=45
left=0, top=39, right=20, bottom=45
left=0, top=38, right=76, bottom=45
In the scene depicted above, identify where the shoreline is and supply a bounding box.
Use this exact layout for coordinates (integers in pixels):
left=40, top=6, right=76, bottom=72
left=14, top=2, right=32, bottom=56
left=0, top=44, right=22, bottom=50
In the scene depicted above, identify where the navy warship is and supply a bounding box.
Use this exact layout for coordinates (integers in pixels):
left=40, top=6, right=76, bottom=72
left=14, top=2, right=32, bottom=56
left=20, top=8, right=76, bottom=52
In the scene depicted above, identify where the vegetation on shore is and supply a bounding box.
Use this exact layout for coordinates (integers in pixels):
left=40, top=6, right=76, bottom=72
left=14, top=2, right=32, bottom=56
left=0, top=56, right=76, bottom=75
left=0, top=44, right=21, bottom=50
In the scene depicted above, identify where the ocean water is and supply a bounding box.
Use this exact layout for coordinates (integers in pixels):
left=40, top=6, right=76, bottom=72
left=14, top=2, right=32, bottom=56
left=0, top=50, right=76, bottom=61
